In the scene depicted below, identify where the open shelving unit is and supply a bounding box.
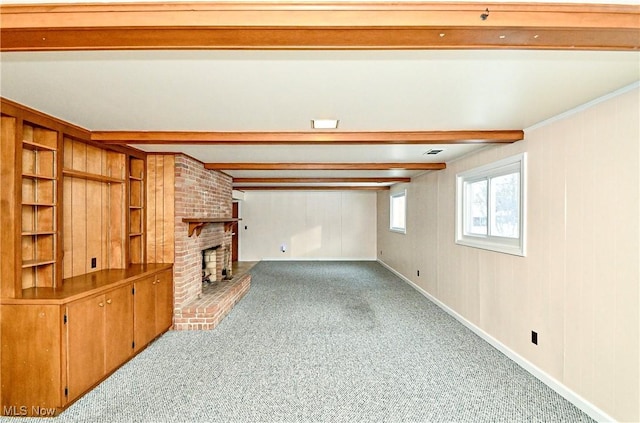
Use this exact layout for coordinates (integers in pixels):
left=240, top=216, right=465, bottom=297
left=129, top=157, right=145, bottom=264
left=1, top=99, right=173, bottom=417
left=21, top=123, right=59, bottom=289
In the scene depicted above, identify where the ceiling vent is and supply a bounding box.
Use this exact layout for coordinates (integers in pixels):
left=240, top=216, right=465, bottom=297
left=424, top=149, right=444, bottom=155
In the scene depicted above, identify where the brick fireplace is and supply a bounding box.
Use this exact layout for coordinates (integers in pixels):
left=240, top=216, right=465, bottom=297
left=171, top=154, right=250, bottom=330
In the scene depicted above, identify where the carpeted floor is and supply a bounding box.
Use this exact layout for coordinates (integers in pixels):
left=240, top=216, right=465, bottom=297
left=4, top=261, right=594, bottom=422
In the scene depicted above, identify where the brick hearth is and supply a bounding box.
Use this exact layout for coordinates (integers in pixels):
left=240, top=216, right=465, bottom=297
left=174, top=272, right=251, bottom=331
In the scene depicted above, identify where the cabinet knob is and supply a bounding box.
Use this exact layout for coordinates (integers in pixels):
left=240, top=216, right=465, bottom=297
left=98, top=302, right=105, bottom=307
left=106, top=299, right=112, bottom=304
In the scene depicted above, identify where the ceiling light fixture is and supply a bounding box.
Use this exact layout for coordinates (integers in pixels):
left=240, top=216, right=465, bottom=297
left=311, top=119, right=339, bottom=129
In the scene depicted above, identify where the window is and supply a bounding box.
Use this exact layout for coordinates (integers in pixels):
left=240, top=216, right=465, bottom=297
left=390, top=190, right=407, bottom=234
left=456, top=153, right=526, bottom=256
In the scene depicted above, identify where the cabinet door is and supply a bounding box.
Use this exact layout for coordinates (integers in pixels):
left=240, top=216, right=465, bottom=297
left=1, top=304, right=62, bottom=413
left=104, top=284, right=134, bottom=373
left=66, top=295, right=105, bottom=401
left=155, top=269, right=173, bottom=333
left=133, top=275, right=156, bottom=352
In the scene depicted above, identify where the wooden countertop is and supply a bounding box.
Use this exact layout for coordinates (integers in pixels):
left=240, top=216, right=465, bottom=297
left=1, top=263, right=173, bottom=305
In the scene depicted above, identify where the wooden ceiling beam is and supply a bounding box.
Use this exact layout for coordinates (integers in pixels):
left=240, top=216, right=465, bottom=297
left=233, top=177, right=411, bottom=183
left=207, top=163, right=445, bottom=170
left=92, top=130, right=523, bottom=145
left=235, top=186, right=390, bottom=191
left=1, top=2, right=638, bottom=51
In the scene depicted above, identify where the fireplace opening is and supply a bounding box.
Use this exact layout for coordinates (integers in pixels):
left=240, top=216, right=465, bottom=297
left=202, top=245, right=221, bottom=286
left=202, top=244, right=233, bottom=286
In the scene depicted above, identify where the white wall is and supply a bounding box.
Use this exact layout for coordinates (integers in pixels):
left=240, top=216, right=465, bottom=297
left=377, top=85, right=639, bottom=422
left=239, top=190, right=376, bottom=261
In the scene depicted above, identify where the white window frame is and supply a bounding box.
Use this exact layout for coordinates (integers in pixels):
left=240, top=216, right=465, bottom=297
left=389, top=190, right=407, bottom=234
left=455, top=153, right=527, bottom=256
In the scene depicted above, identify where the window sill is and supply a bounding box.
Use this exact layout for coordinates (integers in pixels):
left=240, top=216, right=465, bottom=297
left=455, top=238, right=525, bottom=257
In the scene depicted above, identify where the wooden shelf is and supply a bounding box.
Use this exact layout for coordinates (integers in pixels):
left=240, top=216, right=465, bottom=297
left=129, top=232, right=143, bottom=237
left=22, top=140, right=56, bottom=151
left=129, top=175, right=143, bottom=181
left=22, top=259, right=56, bottom=269
left=22, top=231, right=56, bottom=236
left=22, top=172, right=56, bottom=180
left=182, top=218, right=240, bottom=237
left=63, top=168, right=125, bottom=184
left=22, top=202, right=56, bottom=207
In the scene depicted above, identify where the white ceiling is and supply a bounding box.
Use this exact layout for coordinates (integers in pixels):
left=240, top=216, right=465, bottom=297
left=1, top=49, right=639, bottom=186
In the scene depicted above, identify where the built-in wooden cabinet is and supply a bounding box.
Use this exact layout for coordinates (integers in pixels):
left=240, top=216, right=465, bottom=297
left=67, top=293, right=110, bottom=401
left=0, top=304, right=64, bottom=413
left=1, top=265, right=172, bottom=416
left=67, top=283, right=133, bottom=401
left=155, top=269, right=174, bottom=332
left=1, top=99, right=173, bottom=417
left=133, top=268, right=173, bottom=352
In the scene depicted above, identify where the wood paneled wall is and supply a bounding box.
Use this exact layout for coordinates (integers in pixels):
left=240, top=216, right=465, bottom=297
left=376, top=85, right=639, bottom=422
left=146, top=155, right=175, bottom=263
left=62, top=138, right=125, bottom=278
left=240, top=190, right=377, bottom=261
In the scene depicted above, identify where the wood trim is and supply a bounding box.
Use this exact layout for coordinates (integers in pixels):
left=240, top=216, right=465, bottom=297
left=233, top=177, right=411, bottom=183
left=1, top=2, right=638, bottom=51
left=3, top=27, right=638, bottom=51
left=55, top=131, right=64, bottom=288
left=235, top=186, right=390, bottom=191
left=1, top=98, right=90, bottom=141
left=207, top=162, right=445, bottom=170
left=3, top=2, right=638, bottom=14
left=1, top=97, right=146, bottom=158
left=0, top=116, right=19, bottom=299
left=93, top=130, right=523, bottom=145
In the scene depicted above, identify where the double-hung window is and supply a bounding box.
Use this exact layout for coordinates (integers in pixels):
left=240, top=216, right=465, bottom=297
left=389, top=190, right=407, bottom=234
left=456, top=153, right=526, bottom=256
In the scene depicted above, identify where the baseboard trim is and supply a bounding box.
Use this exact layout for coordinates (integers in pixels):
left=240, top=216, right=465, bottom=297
left=377, top=259, right=616, bottom=423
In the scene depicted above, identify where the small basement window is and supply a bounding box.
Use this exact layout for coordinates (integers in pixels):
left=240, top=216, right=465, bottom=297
left=455, top=153, right=526, bottom=256
left=390, top=190, right=407, bottom=234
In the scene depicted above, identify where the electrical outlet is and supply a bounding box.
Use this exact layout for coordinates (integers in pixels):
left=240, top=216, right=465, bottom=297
left=91, top=257, right=97, bottom=269
left=531, top=331, right=538, bottom=345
